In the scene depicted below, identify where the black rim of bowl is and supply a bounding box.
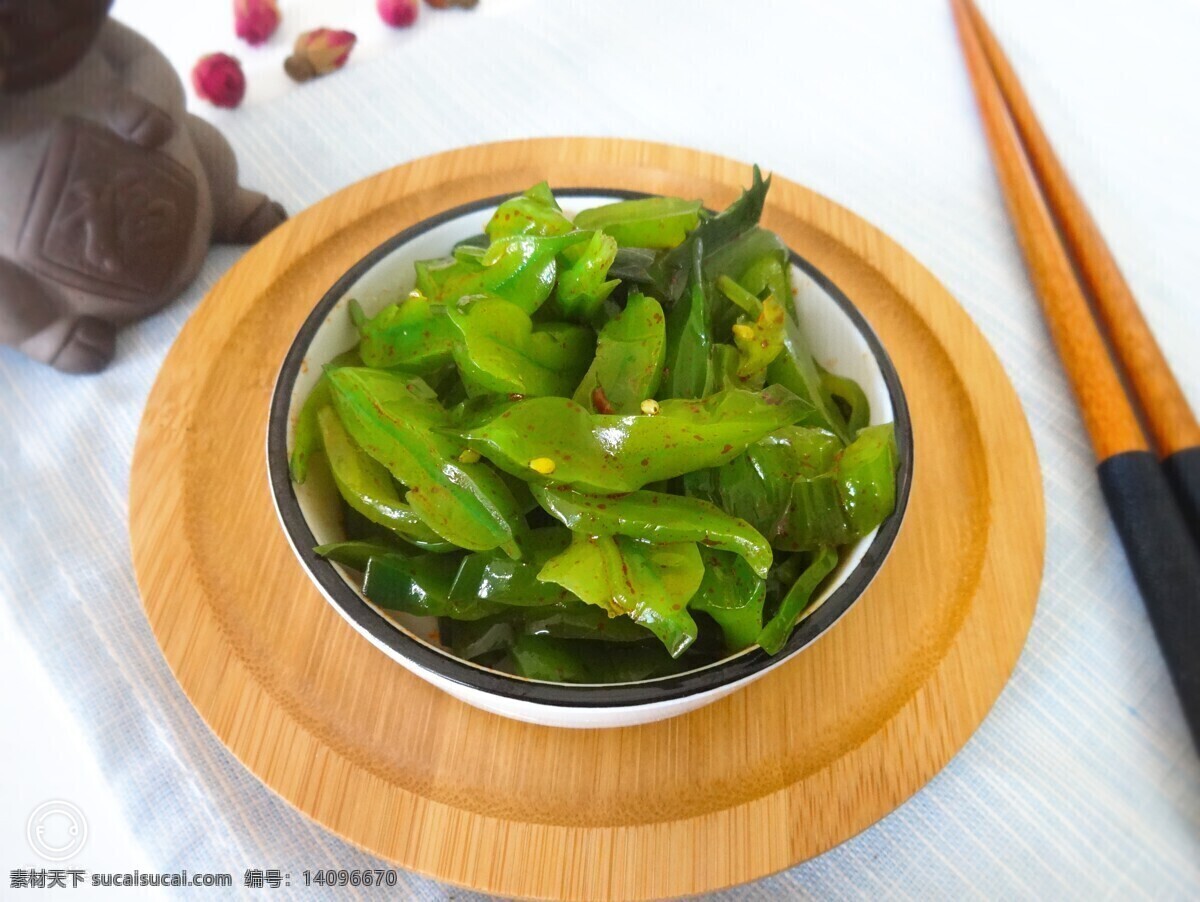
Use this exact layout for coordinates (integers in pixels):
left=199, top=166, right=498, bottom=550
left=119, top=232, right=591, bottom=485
left=267, top=188, right=914, bottom=708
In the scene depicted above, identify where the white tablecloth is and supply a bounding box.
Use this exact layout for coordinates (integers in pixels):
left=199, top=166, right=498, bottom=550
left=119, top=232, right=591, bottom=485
left=2, top=0, right=1198, bottom=896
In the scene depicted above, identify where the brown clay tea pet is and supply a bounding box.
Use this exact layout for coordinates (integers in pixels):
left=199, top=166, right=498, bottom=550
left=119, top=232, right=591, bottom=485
left=0, top=0, right=286, bottom=372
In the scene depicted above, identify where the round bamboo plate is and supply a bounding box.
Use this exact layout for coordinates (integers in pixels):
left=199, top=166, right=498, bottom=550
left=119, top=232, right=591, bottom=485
left=130, top=138, right=1044, bottom=900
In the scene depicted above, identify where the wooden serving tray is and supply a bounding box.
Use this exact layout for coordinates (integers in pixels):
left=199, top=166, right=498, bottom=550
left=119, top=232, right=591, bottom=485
left=130, top=138, right=1044, bottom=899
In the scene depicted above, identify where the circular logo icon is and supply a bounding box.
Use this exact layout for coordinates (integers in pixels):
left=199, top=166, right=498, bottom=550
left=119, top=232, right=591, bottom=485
left=26, top=800, right=88, bottom=862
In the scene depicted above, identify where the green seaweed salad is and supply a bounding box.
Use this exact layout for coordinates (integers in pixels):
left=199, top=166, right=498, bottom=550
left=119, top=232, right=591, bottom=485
left=289, top=169, right=899, bottom=684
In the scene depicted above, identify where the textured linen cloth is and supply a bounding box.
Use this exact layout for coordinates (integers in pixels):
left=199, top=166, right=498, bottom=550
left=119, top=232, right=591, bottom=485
left=3, top=0, right=1199, bottom=896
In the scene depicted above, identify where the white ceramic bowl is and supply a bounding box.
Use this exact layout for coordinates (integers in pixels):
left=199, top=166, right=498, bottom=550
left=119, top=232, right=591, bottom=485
left=267, top=190, right=912, bottom=729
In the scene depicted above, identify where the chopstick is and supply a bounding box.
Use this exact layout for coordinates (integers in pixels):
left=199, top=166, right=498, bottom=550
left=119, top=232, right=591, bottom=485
left=956, top=0, right=1200, bottom=544
left=949, top=0, right=1200, bottom=750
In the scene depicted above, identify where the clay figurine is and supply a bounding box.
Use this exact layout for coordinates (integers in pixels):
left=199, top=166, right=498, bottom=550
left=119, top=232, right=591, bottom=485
left=0, top=0, right=287, bottom=373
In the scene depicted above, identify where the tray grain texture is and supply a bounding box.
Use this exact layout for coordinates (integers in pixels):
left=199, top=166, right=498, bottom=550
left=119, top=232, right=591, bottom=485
left=130, top=138, right=1044, bottom=899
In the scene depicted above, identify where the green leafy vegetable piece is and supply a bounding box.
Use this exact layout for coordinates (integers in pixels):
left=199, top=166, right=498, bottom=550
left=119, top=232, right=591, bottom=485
left=321, top=530, right=575, bottom=621
left=495, top=468, right=539, bottom=515
left=708, top=342, right=748, bottom=391
left=832, top=423, right=899, bottom=536
left=572, top=292, right=666, bottom=414
left=707, top=425, right=842, bottom=542
left=737, top=256, right=852, bottom=444
left=521, top=603, right=655, bottom=642
left=476, top=232, right=592, bottom=313
left=525, top=181, right=561, bottom=209
left=573, top=196, right=702, bottom=249
left=485, top=182, right=573, bottom=239
left=553, top=230, right=620, bottom=321
left=608, top=246, right=658, bottom=286
left=758, top=545, right=839, bottom=654
left=730, top=294, right=786, bottom=380
left=820, top=365, right=871, bottom=437
left=316, top=540, right=411, bottom=572
left=533, top=484, right=772, bottom=577
left=288, top=347, right=361, bottom=484
left=704, top=226, right=789, bottom=288
left=648, top=165, right=771, bottom=301
left=715, top=276, right=761, bottom=319
left=690, top=550, right=767, bottom=652
left=453, top=244, right=487, bottom=265
left=764, top=550, right=807, bottom=605
left=781, top=474, right=848, bottom=551
left=418, top=232, right=590, bottom=314
left=446, top=616, right=516, bottom=660
left=510, top=634, right=591, bottom=680
left=455, top=385, right=811, bottom=493
left=363, top=552, right=504, bottom=620
left=446, top=295, right=594, bottom=398
left=354, top=293, right=456, bottom=372
left=774, top=423, right=899, bottom=551
left=317, top=407, right=453, bottom=550
left=446, top=528, right=574, bottom=609
left=289, top=376, right=332, bottom=485
left=661, top=239, right=713, bottom=399
left=453, top=233, right=491, bottom=252
left=702, top=221, right=859, bottom=444
left=414, top=254, right=485, bottom=303
left=538, top=534, right=702, bottom=657
left=446, top=393, right=518, bottom=428
left=327, top=367, right=524, bottom=555
left=508, top=634, right=675, bottom=683
left=446, top=600, right=655, bottom=663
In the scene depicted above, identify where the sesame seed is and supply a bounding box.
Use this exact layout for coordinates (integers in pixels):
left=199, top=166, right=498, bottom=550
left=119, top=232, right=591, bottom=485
left=529, top=457, right=556, bottom=475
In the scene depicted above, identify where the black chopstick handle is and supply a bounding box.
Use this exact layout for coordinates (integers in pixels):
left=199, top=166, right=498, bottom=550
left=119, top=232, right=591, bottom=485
left=1163, top=446, right=1200, bottom=550
left=1099, top=450, right=1200, bottom=751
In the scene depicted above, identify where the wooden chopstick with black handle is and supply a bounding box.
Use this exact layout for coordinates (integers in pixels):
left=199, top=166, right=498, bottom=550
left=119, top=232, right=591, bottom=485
left=957, top=0, right=1200, bottom=547
left=950, top=0, right=1200, bottom=750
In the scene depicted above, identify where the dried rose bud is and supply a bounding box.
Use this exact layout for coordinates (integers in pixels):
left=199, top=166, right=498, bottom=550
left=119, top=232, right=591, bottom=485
left=234, top=0, right=280, bottom=46
left=425, top=0, right=479, bottom=8
left=284, top=28, right=357, bottom=82
left=378, top=0, right=418, bottom=27
left=192, top=53, right=246, bottom=109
